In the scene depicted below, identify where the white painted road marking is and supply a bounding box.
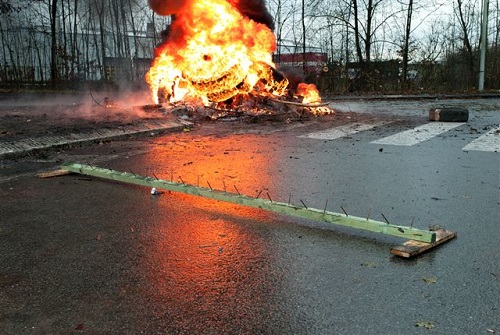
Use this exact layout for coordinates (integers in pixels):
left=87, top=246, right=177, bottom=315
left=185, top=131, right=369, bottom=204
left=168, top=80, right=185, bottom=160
left=462, top=126, right=500, bottom=152
left=371, top=122, right=466, bottom=146
left=299, top=121, right=390, bottom=140
left=301, top=121, right=498, bottom=153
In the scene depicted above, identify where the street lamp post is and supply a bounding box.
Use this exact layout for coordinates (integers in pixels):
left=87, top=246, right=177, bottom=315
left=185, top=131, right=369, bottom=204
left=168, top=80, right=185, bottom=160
left=478, top=0, right=489, bottom=91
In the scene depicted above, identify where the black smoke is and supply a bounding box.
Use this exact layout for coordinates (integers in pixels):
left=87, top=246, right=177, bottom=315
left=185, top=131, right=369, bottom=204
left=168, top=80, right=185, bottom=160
left=148, top=0, right=275, bottom=30
left=232, top=0, right=274, bottom=30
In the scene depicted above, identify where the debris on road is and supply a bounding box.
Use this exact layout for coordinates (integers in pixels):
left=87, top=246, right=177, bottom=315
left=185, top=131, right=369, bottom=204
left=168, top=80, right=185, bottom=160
left=415, top=320, right=436, bottom=330
left=421, top=276, right=438, bottom=285
left=429, top=107, right=469, bottom=122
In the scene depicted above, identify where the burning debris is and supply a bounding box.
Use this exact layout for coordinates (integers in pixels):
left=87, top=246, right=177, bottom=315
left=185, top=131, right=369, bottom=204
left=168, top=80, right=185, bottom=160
left=145, top=0, right=333, bottom=120
left=166, top=94, right=332, bottom=123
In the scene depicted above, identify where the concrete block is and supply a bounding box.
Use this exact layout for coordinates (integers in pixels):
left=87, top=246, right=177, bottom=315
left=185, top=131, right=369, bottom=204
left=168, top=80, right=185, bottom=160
left=429, top=107, right=469, bottom=122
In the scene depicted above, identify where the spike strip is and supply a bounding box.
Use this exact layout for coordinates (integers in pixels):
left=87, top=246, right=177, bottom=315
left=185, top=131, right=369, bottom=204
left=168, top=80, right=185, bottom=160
left=61, top=162, right=436, bottom=243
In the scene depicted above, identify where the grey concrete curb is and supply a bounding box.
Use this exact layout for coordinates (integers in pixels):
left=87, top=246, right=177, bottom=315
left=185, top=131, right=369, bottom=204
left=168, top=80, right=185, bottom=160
left=0, top=119, right=192, bottom=159
left=325, top=93, right=500, bottom=101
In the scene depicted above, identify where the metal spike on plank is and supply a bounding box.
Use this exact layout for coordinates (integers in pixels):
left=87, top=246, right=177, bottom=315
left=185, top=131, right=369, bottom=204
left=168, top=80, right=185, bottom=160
left=58, top=163, right=457, bottom=253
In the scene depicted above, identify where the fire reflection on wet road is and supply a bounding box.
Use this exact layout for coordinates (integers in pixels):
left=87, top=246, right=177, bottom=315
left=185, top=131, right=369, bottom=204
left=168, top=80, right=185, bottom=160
left=132, top=132, right=291, bottom=333
left=143, top=195, right=285, bottom=333
left=141, top=131, right=285, bottom=197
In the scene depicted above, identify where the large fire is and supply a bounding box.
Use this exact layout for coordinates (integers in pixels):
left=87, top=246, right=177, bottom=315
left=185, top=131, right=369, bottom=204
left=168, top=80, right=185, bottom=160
left=146, top=0, right=321, bottom=106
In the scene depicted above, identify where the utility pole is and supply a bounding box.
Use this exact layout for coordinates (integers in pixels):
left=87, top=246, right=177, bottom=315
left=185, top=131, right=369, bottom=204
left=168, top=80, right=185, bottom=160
left=478, top=0, right=489, bottom=91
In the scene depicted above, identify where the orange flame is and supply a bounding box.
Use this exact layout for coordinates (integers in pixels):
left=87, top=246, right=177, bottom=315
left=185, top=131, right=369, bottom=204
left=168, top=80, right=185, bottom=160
left=296, top=83, right=321, bottom=104
left=146, top=0, right=290, bottom=104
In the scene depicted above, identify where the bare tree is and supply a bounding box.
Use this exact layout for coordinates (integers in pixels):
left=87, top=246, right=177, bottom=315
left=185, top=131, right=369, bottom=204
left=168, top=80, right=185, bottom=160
left=49, top=0, right=59, bottom=83
left=92, top=0, right=108, bottom=81
left=455, top=0, right=476, bottom=74
left=352, top=0, right=364, bottom=62
left=400, top=0, right=413, bottom=87
left=72, top=0, right=80, bottom=78
left=300, top=0, right=304, bottom=59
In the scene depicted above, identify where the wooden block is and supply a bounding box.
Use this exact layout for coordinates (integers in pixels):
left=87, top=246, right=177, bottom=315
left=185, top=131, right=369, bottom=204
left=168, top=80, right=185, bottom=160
left=390, top=229, right=457, bottom=258
left=36, top=169, right=73, bottom=178
left=429, top=108, right=469, bottom=122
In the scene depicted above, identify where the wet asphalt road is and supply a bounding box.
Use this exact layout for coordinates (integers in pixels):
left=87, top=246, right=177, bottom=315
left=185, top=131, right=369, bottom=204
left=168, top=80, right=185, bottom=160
left=0, top=98, right=499, bottom=334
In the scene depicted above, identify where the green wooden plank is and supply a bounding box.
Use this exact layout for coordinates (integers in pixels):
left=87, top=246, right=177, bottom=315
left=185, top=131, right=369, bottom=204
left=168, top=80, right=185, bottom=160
left=61, top=162, right=436, bottom=243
